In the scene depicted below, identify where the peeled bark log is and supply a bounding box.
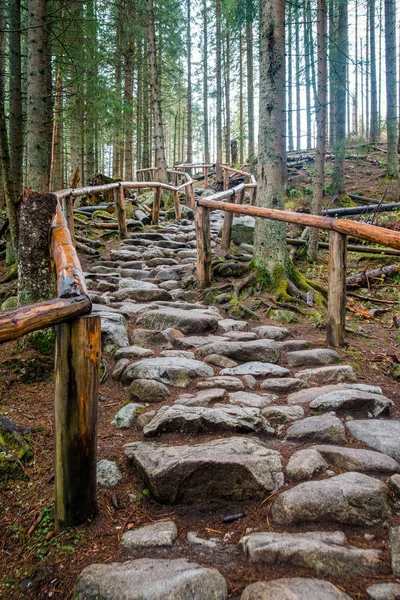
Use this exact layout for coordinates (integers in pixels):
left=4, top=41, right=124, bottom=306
left=346, top=263, right=400, bottom=288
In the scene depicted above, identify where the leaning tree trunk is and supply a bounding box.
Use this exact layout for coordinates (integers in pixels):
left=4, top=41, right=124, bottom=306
left=309, top=0, right=327, bottom=261
left=253, top=0, right=288, bottom=276
left=147, top=0, right=167, bottom=183
left=384, top=0, right=398, bottom=177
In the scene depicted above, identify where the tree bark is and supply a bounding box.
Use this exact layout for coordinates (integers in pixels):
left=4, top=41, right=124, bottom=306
left=246, top=0, right=255, bottom=169
left=287, top=4, right=294, bottom=152
left=224, top=33, right=231, bottom=165
left=239, top=30, right=244, bottom=164
left=369, top=0, right=378, bottom=142
left=216, top=0, right=223, bottom=180
left=295, top=4, right=301, bottom=150
left=186, top=0, right=193, bottom=165
left=124, top=39, right=135, bottom=180
left=253, top=0, right=288, bottom=274
left=384, top=0, right=399, bottom=177
left=203, top=0, right=210, bottom=164
left=331, top=0, right=348, bottom=194
left=9, top=0, right=23, bottom=200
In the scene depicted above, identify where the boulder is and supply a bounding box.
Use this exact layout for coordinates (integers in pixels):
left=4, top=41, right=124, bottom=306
left=97, top=459, right=122, bottom=487
left=309, top=389, right=393, bottom=417
left=286, top=349, right=340, bottom=368
left=260, top=378, right=309, bottom=393
left=261, top=405, right=304, bottom=424
left=271, top=472, right=392, bottom=526
left=241, top=578, right=351, bottom=600
left=220, top=362, right=288, bottom=378
left=112, top=404, right=144, bottom=428
left=129, top=379, right=171, bottom=403
left=231, top=215, right=255, bottom=245
left=143, top=405, right=273, bottom=436
left=295, top=365, right=357, bottom=385
left=204, top=354, right=238, bottom=368
left=73, top=558, right=228, bottom=600
left=366, top=583, right=400, bottom=599
left=287, top=384, right=342, bottom=405
left=121, top=521, right=177, bottom=550
left=196, top=376, right=245, bottom=391
left=115, top=346, right=154, bottom=360
left=123, top=357, right=214, bottom=388
left=131, top=329, right=172, bottom=350
left=229, top=391, right=277, bottom=409
left=196, top=340, right=280, bottom=364
left=286, top=414, right=347, bottom=444
left=136, top=307, right=219, bottom=335
left=124, top=436, right=284, bottom=503
left=175, top=335, right=227, bottom=349
left=312, top=445, right=400, bottom=475
left=286, top=449, right=328, bottom=481
left=346, top=420, right=400, bottom=460
left=112, top=283, right=171, bottom=302
left=174, top=389, right=226, bottom=407
left=253, top=325, right=290, bottom=341
left=218, top=319, right=248, bottom=332
left=99, top=312, right=129, bottom=351
left=240, top=530, right=382, bottom=575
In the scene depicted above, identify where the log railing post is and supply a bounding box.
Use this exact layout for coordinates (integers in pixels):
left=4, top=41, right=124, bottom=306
left=203, top=167, right=208, bottom=188
left=190, top=183, right=196, bottom=209
left=63, top=194, right=76, bottom=248
left=152, top=187, right=161, bottom=225
left=195, top=205, right=212, bottom=288
left=173, top=189, right=181, bottom=221
left=326, top=231, right=347, bottom=348
left=115, top=185, right=128, bottom=239
left=223, top=168, right=229, bottom=192
left=221, top=190, right=238, bottom=251
left=54, top=314, right=101, bottom=530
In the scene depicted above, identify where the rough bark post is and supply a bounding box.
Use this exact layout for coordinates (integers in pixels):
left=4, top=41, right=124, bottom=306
left=384, top=0, right=399, bottom=177
left=216, top=0, right=223, bottom=181
left=152, top=186, right=161, bottom=224
left=190, top=183, right=196, bottom=209
left=54, top=314, right=101, bottom=530
left=195, top=205, right=211, bottom=288
left=203, top=0, right=210, bottom=163
left=116, top=185, right=128, bottom=239
left=223, top=169, right=229, bottom=191
left=63, top=196, right=76, bottom=248
left=203, top=167, right=208, bottom=188
left=173, top=190, right=181, bottom=221
left=18, top=190, right=57, bottom=306
left=326, top=231, right=347, bottom=348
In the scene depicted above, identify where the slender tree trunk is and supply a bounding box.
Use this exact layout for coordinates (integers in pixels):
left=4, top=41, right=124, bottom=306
left=136, top=42, right=143, bottom=170
left=26, top=0, right=50, bottom=191
left=9, top=0, right=23, bottom=200
left=384, top=0, right=399, bottom=177
left=369, top=0, right=378, bottom=142
left=124, top=40, right=134, bottom=180
left=239, top=30, right=244, bottom=163
left=304, top=0, right=312, bottom=149
left=246, top=0, right=255, bottom=169
left=366, top=7, right=370, bottom=139
left=287, top=4, right=294, bottom=151
left=216, top=0, right=223, bottom=179
left=203, top=0, right=210, bottom=164
left=295, top=5, right=301, bottom=150
left=147, top=0, right=167, bottom=182
left=186, top=0, right=193, bottom=164
left=49, top=67, right=63, bottom=191
left=378, top=0, right=382, bottom=135
left=254, top=0, right=287, bottom=274
left=309, top=0, right=327, bottom=260
left=224, top=33, right=231, bottom=165
left=328, top=0, right=335, bottom=147
left=353, top=1, right=358, bottom=133
left=332, top=0, right=348, bottom=194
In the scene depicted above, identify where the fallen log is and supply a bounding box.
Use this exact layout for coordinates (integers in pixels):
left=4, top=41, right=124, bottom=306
left=346, top=263, right=400, bottom=288
left=322, top=202, right=400, bottom=217
left=75, top=235, right=102, bottom=248
left=75, top=241, right=100, bottom=256
left=287, top=238, right=400, bottom=256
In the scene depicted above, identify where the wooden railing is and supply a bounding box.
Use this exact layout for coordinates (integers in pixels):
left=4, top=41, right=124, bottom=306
left=0, top=167, right=195, bottom=530
left=194, top=166, right=400, bottom=348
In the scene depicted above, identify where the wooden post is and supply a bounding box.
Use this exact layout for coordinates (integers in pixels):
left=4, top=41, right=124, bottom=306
left=173, top=190, right=181, bottom=220
left=203, top=167, right=208, bottom=188
left=54, top=314, right=101, bottom=530
left=326, top=231, right=347, bottom=348
left=223, top=168, right=229, bottom=191
left=195, top=205, right=212, bottom=288
left=152, top=187, right=161, bottom=224
left=221, top=191, right=237, bottom=251
left=238, top=188, right=245, bottom=205
left=63, top=194, right=76, bottom=248
left=115, top=185, right=128, bottom=239
left=190, top=183, right=196, bottom=209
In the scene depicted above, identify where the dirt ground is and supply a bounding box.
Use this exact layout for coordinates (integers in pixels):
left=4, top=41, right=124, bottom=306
left=1, top=150, right=400, bottom=600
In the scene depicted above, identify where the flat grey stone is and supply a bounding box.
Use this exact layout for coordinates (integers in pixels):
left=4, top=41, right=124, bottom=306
left=129, top=379, right=171, bottom=403
left=261, top=405, right=304, bottom=424
left=73, top=558, right=228, bottom=600
left=137, top=411, right=156, bottom=430
left=390, top=526, right=400, bottom=577
left=312, top=445, right=400, bottom=475
left=253, top=325, right=290, bottom=341
left=174, top=388, right=225, bottom=407
left=118, top=269, right=149, bottom=280
left=174, top=335, right=227, bottom=349
left=113, top=358, right=130, bottom=381
left=243, top=374, right=257, bottom=389
left=131, top=329, right=172, bottom=350
left=287, top=385, right=343, bottom=405
left=346, top=420, right=400, bottom=460
left=187, top=532, right=218, bottom=548
left=286, top=414, right=347, bottom=444
left=295, top=365, right=357, bottom=384
left=160, top=350, right=195, bottom=359
left=272, top=472, right=392, bottom=526
left=100, top=312, right=129, bottom=350
left=136, top=307, right=219, bottom=335
left=97, top=459, right=122, bottom=487
left=218, top=319, right=247, bottom=332
left=121, top=521, right=177, bottom=550
left=111, top=249, right=142, bottom=261
left=286, top=349, right=340, bottom=368
left=367, top=583, right=400, bottom=599
left=115, top=346, right=154, bottom=360
left=143, top=405, right=273, bottom=436
left=260, top=377, right=309, bottom=393
left=310, top=389, right=393, bottom=417
left=223, top=331, right=258, bottom=341
left=240, top=530, right=382, bottom=575
left=278, top=339, right=313, bottom=352
left=112, top=403, right=144, bottom=428
left=196, top=376, right=245, bottom=391
left=123, top=357, right=214, bottom=388
left=339, top=383, right=383, bottom=394
left=229, top=391, right=277, bottom=409
left=286, top=449, right=328, bottom=481
left=113, top=284, right=171, bottom=302
left=220, top=362, right=289, bottom=378
left=204, top=354, right=238, bottom=368
left=241, top=578, right=352, bottom=600
left=196, top=340, right=281, bottom=364
left=158, top=280, right=180, bottom=291
left=124, top=436, right=284, bottom=503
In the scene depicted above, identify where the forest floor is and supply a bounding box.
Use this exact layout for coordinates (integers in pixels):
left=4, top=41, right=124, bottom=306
left=1, top=148, right=400, bottom=600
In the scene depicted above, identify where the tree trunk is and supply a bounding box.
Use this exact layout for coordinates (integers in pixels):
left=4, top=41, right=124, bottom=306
left=239, top=30, right=244, bottom=163
left=287, top=4, right=294, bottom=152
left=147, top=0, right=167, bottom=182
left=186, top=0, right=193, bottom=164
left=253, top=0, right=288, bottom=274
left=303, top=0, right=312, bottom=149
left=384, top=0, right=399, bottom=177
left=295, top=4, right=301, bottom=150
left=124, top=39, right=134, bottom=180
left=9, top=0, right=23, bottom=200
left=246, top=0, right=255, bottom=169
left=331, top=0, right=348, bottom=195
left=224, top=33, right=231, bottom=165
left=203, top=0, right=210, bottom=164
left=328, top=0, right=335, bottom=147
left=369, top=0, right=378, bottom=142
left=309, top=0, right=327, bottom=261
left=216, top=0, right=223, bottom=180
left=26, top=0, right=50, bottom=191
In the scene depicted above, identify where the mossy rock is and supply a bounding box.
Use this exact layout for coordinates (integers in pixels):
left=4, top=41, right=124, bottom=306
left=28, top=328, right=56, bottom=356
left=270, top=309, right=300, bottom=324
left=166, top=205, right=195, bottom=221
left=0, top=416, right=33, bottom=482
left=1, top=296, right=18, bottom=310
left=92, top=210, right=115, bottom=220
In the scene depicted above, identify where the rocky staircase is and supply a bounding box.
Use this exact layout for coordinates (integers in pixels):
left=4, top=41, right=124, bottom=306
left=73, top=212, right=400, bottom=600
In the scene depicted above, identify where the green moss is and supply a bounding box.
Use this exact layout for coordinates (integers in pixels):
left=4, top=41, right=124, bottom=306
left=1, top=296, right=18, bottom=310
left=28, top=328, right=55, bottom=356
left=0, top=428, right=33, bottom=482
left=270, top=309, right=300, bottom=324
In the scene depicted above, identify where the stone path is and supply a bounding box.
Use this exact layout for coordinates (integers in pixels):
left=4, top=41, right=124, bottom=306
left=74, top=210, right=400, bottom=599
